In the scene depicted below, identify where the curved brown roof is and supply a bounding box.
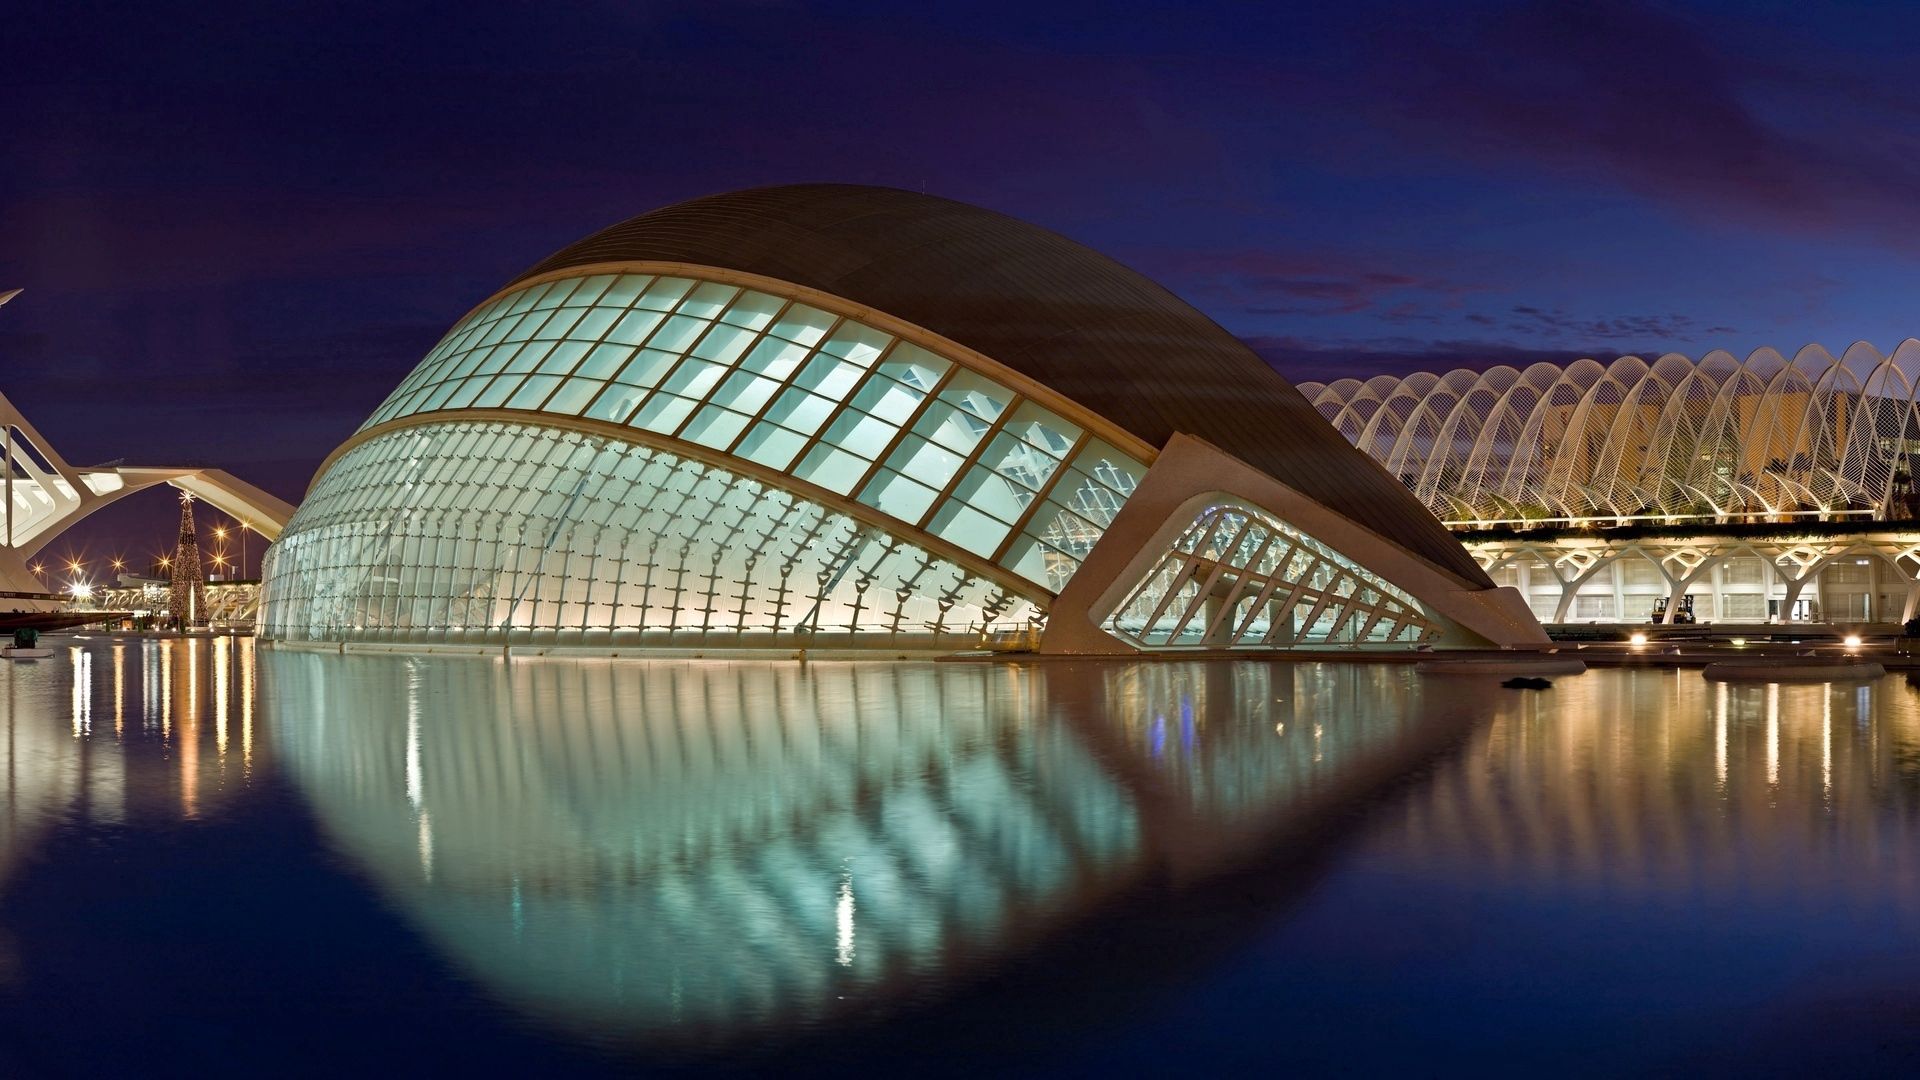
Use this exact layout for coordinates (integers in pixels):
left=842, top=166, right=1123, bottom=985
left=514, top=185, right=1490, bottom=586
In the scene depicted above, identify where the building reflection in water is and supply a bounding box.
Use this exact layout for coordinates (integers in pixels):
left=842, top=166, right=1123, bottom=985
left=0, top=638, right=263, bottom=894
left=9, top=644, right=1920, bottom=1060
left=1386, top=670, right=1920, bottom=907
left=259, top=653, right=1467, bottom=1047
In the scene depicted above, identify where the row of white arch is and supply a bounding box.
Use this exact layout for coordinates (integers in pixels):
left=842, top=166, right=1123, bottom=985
left=1299, top=341, right=1920, bottom=526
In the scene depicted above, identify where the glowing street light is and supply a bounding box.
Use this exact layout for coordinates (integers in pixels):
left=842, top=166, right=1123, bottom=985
left=64, top=558, right=83, bottom=576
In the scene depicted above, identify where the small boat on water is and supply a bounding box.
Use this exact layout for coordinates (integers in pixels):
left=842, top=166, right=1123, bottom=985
left=0, top=647, right=51, bottom=660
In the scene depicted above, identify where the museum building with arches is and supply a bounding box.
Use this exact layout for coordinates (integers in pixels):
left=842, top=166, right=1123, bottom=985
left=258, top=185, right=1541, bottom=653
left=1302, top=346, right=1920, bottom=626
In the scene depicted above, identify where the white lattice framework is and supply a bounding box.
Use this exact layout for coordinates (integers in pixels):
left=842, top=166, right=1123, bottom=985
left=1299, top=341, right=1920, bottom=527
left=1104, top=501, right=1437, bottom=648
left=266, top=266, right=1542, bottom=651
left=0, top=388, right=293, bottom=602
left=85, top=582, right=261, bottom=623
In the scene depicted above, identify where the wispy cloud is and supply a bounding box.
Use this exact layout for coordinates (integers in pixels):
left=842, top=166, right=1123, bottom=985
left=1165, top=250, right=1485, bottom=316
left=1505, top=307, right=1737, bottom=341
left=1362, top=0, right=1920, bottom=245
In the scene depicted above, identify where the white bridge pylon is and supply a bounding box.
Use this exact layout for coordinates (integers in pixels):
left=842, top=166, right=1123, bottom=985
left=0, top=388, right=294, bottom=596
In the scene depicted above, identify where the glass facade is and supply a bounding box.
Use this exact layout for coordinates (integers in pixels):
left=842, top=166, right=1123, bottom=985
left=264, top=267, right=1455, bottom=651
left=361, top=271, right=1147, bottom=591
left=1105, top=501, right=1437, bottom=648
left=259, top=420, right=1038, bottom=647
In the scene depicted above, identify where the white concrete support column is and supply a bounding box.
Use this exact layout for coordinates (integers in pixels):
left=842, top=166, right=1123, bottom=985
left=1760, top=547, right=1789, bottom=623
left=1869, top=554, right=1881, bottom=623
left=1657, top=551, right=1715, bottom=626
left=1549, top=549, right=1610, bottom=624
left=1781, top=575, right=1809, bottom=624
left=1660, top=573, right=1685, bottom=625
left=1553, top=568, right=1576, bottom=623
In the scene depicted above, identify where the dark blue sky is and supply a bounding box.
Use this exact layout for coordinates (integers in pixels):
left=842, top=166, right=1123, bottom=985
left=6, top=0, right=1920, bottom=569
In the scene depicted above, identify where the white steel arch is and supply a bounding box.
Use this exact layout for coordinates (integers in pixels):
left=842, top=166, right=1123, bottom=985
left=1299, top=341, right=1920, bottom=528
left=0, top=389, right=293, bottom=597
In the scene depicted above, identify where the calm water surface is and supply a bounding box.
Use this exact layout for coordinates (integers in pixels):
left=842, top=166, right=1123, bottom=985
left=0, top=639, right=1916, bottom=1075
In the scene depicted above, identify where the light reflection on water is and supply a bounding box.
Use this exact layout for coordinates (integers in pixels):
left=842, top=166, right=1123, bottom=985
left=1387, top=671, right=1920, bottom=902
left=0, top=639, right=260, bottom=873
left=2, top=642, right=1920, bottom=1070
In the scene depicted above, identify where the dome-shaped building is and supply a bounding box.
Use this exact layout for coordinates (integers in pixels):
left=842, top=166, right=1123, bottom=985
left=258, top=185, right=1540, bottom=652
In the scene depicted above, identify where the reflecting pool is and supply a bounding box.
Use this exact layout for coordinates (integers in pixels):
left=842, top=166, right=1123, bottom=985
left=1, top=641, right=1919, bottom=1073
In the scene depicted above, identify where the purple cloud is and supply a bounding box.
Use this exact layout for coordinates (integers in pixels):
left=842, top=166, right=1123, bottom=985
left=1373, top=0, right=1920, bottom=240
left=1164, top=250, right=1484, bottom=316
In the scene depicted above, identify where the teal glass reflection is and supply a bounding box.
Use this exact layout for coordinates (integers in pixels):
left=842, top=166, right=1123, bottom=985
left=347, top=270, right=1153, bottom=595
left=263, top=652, right=1462, bottom=1047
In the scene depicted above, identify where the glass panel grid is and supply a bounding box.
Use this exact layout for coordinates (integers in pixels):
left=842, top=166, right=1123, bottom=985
left=359, top=271, right=1152, bottom=591
left=1103, top=501, right=1439, bottom=649
left=261, top=420, right=1039, bottom=647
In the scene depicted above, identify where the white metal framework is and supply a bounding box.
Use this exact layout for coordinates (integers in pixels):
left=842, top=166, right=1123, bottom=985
left=261, top=419, right=1036, bottom=648
left=359, top=272, right=1148, bottom=594
left=263, top=191, right=1543, bottom=652
left=1301, top=342, right=1920, bottom=528
left=1104, top=500, right=1437, bottom=648
left=1476, top=529, right=1920, bottom=625
left=85, top=581, right=261, bottom=625
left=0, top=388, right=292, bottom=599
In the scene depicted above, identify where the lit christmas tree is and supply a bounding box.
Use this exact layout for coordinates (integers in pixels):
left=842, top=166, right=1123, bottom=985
left=169, top=491, right=208, bottom=628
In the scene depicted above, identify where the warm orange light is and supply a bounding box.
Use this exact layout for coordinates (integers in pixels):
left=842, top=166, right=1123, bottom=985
left=213, top=526, right=227, bottom=540
left=64, top=559, right=82, bottom=574
left=111, top=558, right=125, bottom=571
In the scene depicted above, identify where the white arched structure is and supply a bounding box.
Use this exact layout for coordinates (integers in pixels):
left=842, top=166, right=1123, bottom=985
left=1301, top=341, right=1920, bottom=528
left=1307, top=344, right=1920, bottom=626
left=259, top=186, right=1545, bottom=653
left=0, top=388, right=293, bottom=598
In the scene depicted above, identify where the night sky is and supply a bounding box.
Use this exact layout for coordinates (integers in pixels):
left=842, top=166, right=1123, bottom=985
left=6, top=0, right=1919, bottom=571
